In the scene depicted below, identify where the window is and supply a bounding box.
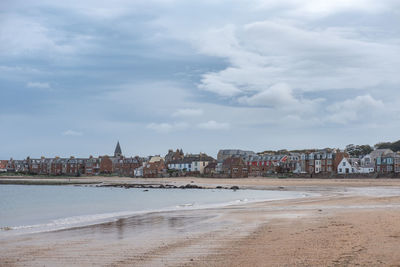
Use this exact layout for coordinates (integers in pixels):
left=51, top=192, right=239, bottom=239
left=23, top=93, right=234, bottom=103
left=343, top=162, right=346, bottom=166
left=339, top=168, right=342, bottom=172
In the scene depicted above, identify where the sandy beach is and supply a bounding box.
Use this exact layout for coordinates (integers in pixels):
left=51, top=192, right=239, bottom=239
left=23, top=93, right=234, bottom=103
left=1, top=177, right=400, bottom=266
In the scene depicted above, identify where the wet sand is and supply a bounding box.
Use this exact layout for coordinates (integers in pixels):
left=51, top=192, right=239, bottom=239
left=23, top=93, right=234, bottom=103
left=1, top=179, right=400, bottom=266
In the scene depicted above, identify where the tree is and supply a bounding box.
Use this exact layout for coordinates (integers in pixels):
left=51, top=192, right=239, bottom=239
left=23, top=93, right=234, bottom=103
left=345, top=144, right=373, bottom=157
left=375, top=140, right=400, bottom=152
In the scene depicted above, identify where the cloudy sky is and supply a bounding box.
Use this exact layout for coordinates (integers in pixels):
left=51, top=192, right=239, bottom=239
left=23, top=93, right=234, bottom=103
left=1, top=0, right=400, bottom=159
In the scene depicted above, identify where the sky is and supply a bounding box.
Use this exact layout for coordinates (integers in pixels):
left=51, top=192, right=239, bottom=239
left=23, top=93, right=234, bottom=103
left=1, top=0, right=400, bottom=159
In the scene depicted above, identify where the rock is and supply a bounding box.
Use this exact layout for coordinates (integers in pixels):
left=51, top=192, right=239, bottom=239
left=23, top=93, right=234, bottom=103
left=216, top=186, right=222, bottom=189
left=230, top=186, right=239, bottom=190
left=143, top=189, right=149, bottom=192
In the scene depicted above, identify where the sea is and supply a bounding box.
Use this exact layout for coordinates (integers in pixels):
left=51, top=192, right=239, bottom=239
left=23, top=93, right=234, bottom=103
left=0, top=184, right=312, bottom=236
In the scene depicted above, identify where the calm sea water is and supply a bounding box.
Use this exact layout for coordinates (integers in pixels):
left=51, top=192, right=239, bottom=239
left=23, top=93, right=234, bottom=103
left=0, top=185, right=310, bottom=235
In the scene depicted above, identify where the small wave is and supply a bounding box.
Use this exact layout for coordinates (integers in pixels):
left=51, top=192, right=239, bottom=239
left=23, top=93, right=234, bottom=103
left=176, top=203, right=195, bottom=208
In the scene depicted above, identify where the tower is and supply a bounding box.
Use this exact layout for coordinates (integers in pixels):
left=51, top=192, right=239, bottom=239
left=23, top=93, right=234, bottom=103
left=114, top=141, right=122, bottom=157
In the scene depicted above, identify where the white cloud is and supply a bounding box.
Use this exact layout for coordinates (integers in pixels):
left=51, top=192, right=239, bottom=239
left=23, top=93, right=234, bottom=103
left=27, top=82, right=51, bottom=89
left=0, top=15, right=76, bottom=56
left=238, top=83, right=298, bottom=107
left=326, top=95, right=384, bottom=124
left=264, top=0, right=387, bottom=17
left=62, top=130, right=83, bottom=136
left=195, top=21, right=400, bottom=99
left=147, top=122, right=189, bottom=133
left=172, top=108, right=203, bottom=117
left=197, top=120, right=230, bottom=130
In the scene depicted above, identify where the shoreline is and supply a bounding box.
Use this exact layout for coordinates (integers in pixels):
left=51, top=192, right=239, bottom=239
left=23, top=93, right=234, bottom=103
left=2, top=179, right=400, bottom=266
left=3, top=175, right=400, bottom=188
left=0, top=186, right=315, bottom=238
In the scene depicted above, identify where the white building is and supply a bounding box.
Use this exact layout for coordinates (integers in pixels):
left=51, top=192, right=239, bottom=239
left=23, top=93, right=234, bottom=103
left=337, top=158, right=355, bottom=174
left=315, top=159, right=322, bottom=174
left=168, top=154, right=215, bottom=174
left=134, top=166, right=143, bottom=177
left=358, top=166, right=375, bottom=174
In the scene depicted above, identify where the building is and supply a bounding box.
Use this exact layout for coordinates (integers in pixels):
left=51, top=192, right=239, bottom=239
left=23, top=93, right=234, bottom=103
left=114, top=141, right=122, bottom=157
left=337, top=157, right=355, bottom=174
left=121, top=157, right=141, bottom=177
left=394, top=154, right=400, bottom=173
left=85, top=156, right=100, bottom=175
left=217, top=149, right=256, bottom=161
left=0, top=160, right=8, bottom=172
left=300, top=150, right=337, bottom=175
left=143, top=157, right=166, bottom=178
left=204, top=162, right=217, bottom=176
left=168, top=153, right=215, bottom=174
left=164, top=149, right=184, bottom=163
left=222, top=157, right=248, bottom=178
left=376, top=153, right=395, bottom=174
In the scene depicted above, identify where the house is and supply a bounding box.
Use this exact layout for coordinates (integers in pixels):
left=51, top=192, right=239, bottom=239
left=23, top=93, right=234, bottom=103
left=134, top=166, right=144, bottom=177
left=204, top=162, right=217, bottom=176
left=164, top=149, right=184, bottom=163
left=0, top=160, right=8, bottom=172
left=358, top=164, right=375, bottom=174
left=168, top=153, right=215, bottom=175
left=337, top=157, right=355, bottom=174
left=222, top=157, right=248, bottom=178
left=333, top=151, right=348, bottom=173
left=143, top=159, right=166, bottom=178
left=13, top=159, right=29, bottom=173
left=168, top=157, right=193, bottom=173
left=121, top=157, right=141, bottom=177
left=85, top=156, right=100, bottom=176
left=376, top=153, right=395, bottom=174
left=394, top=154, right=400, bottom=173
left=191, top=153, right=215, bottom=174
left=299, top=150, right=337, bottom=174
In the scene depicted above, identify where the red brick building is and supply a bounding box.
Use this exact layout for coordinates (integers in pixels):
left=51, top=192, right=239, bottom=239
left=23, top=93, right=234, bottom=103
left=222, top=157, right=248, bottom=178
left=143, top=160, right=166, bottom=178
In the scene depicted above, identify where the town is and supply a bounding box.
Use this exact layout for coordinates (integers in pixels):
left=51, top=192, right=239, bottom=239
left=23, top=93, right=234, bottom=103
left=1, top=142, right=400, bottom=178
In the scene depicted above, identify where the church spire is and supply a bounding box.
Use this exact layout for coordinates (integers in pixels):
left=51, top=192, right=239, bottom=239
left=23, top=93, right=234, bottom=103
left=114, top=141, right=122, bottom=157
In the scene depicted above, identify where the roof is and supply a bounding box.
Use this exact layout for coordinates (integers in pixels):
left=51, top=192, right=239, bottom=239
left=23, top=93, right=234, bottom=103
left=114, top=141, right=122, bottom=156
left=369, top=149, right=394, bottom=158
left=168, top=154, right=215, bottom=164
left=149, top=156, right=164, bottom=163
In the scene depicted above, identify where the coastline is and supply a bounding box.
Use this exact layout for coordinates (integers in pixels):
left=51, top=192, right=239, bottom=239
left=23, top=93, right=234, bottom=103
left=3, top=175, right=400, bottom=188
left=2, top=178, right=400, bottom=266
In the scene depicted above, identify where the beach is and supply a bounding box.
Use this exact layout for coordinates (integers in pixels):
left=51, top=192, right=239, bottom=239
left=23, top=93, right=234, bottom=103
left=1, top=177, right=400, bottom=266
